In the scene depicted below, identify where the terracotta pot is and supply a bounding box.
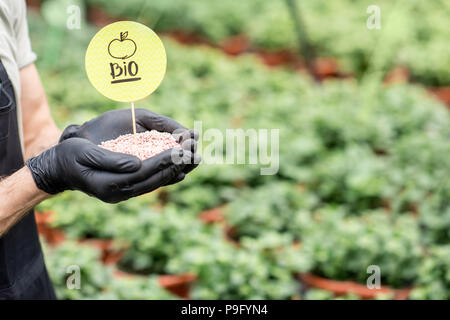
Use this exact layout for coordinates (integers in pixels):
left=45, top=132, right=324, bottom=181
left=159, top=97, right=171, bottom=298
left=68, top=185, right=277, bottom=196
left=428, top=87, right=450, bottom=105
left=35, top=211, right=66, bottom=246
left=198, top=207, right=242, bottom=246
left=79, top=239, right=127, bottom=265
left=257, top=50, right=296, bottom=67
left=159, top=273, right=197, bottom=299
left=384, top=67, right=410, bottom=85
left=314, top=58, right=340, bottom=78
left=79, top=238, right=113, bottom=250
left=113, top=269, right=196, bottom=299
left=221, top=35, right=251, bottom=55
left=198, top=207, right=225, bottom=224
left=37, top=225, right=66, bottom=245
left=167, top=30, right=209, bottom=46
left=298, top=273, right=412, bottom=300
left=103, top=249, right=126, bottom=265
left=35, top=210, right=54, bottom=225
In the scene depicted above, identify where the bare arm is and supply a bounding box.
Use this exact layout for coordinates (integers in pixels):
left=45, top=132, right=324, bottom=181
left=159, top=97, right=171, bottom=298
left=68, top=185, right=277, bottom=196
left=0, top=64, right=59, bottom=236
left=0, top=167, right=50, bottom=237
left=20, top=63, right=61, bottom=159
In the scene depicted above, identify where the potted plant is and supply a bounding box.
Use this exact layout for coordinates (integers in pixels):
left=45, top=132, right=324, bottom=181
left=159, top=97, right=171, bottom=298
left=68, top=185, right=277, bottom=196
left=35, top=210, right=66, bottom=245
left=167, top=232, right=309, bottom=300
left=115, top=207, right=222, bottom=297
left=43, top=240, right=113, bottom=299
left=409, top=245, right=450, bottom=300
left=294, top=209, right=422, bottom=298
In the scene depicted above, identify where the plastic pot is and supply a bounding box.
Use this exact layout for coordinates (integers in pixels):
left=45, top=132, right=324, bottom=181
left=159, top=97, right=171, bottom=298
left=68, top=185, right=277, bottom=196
left=158, top=273, right=197, bottom=299
left=298, top=273, right=412, bottom=300
left=428, top=86, right=450, bottom=106
left=384, top=67, right=410, bottom=85
left=114, top=270, right=196, bottom=299
left=78, top=238, right=127, bottom=265
left=221, top=35, right=251, bottom=55
left=198, top=207, right=240, bottom=246
left=198, top=207, right=225, bottom=224
left=314, top=57, right=340, bottom=79
left=35, top=210, right=54, bottom=225
left=35, top=211, right=66, bottom=246
left=166, top=30, right=209, bottom=46
left=257, top=49, right=297, bottom=67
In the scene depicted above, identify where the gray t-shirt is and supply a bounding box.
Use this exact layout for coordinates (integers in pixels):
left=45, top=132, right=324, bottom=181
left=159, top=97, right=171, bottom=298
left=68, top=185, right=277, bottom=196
left=0, top=0, right=37, bottom=148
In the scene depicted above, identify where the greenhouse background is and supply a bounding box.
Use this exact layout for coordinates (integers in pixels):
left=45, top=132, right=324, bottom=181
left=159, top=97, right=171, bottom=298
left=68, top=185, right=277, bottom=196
left=29, top=0, right=449, bottom=299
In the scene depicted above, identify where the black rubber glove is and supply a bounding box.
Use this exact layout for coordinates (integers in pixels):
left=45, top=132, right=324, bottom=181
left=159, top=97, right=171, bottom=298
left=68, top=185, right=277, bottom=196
left=59, top=109, right=200, bottom=181
left=26, top=138, right=189, bottom=203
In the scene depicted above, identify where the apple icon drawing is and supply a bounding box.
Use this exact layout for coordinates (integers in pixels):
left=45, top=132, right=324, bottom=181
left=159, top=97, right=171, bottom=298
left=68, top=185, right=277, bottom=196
left=108, top=32, right=137, bottom=60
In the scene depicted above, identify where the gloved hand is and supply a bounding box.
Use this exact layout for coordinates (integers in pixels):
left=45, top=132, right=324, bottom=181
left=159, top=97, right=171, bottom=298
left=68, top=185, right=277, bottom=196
left=26, top=138, right=189, bottom=203
left=59, top=109, right=200, bottom=178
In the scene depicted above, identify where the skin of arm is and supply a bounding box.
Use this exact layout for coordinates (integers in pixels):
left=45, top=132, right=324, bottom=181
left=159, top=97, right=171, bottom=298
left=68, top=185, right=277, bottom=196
left=0, top=167, right=50, bottom=237
left=20, top=64, right=61, bottom=159
left=0, top=64, right=59, bottom=237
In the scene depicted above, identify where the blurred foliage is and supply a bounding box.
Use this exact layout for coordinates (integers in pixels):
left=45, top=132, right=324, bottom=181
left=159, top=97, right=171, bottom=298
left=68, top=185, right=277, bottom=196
left=117, top=207, right=223, bottom=275
left=410, top=245, right=450, bottom=300
left=303, top=289, right=361, bottom=300
left=77, top=0, right=450, bottom=85
left=167, top=233, right=308, bottom=299
left=37, top=190, right=160, bottom=239
left=295, top=210, right=423, bottom=287
left=43, top=240, right=111, bottom=299
left=42, top=240, right=177, bottom=299
left=225, top=182, right=319, bottom=239
left=98, top=276, right=177, bottom=300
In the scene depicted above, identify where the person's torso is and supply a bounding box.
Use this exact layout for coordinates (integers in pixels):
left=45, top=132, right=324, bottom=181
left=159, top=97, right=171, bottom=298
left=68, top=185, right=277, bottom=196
left=0, top=1, right=55, bottom=299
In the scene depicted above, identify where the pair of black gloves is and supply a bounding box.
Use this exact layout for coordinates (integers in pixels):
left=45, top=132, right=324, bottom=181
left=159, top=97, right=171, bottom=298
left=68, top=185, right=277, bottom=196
left=26, top=109, right=200, bottom=203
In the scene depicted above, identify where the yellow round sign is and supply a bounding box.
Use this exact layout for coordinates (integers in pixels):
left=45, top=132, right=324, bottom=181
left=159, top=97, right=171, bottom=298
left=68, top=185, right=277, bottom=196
left=85, top=21, right=166, bottom=102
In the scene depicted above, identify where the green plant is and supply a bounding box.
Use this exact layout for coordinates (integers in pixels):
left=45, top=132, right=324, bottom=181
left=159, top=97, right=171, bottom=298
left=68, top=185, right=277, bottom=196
left=303, top=289, right=361, bottom=300
left=43, top=240, right=112, bottom=299
left=164, top=183, right=223, bottom=213
left=36, top=191, right=159, bottom=239
left=168, top=233, right=308, bottom=299
left=296, top=209, right=423, bottom=288
left=99, top=276, right=178, bottom=300
left=118, top=207, right=223, bottom=274
left=43, top=239, right=176, bottom=299
left=410, top=245, right=450, bottom=300
left=225, top=182, right=318, bottom=239
left=86, top=0, right=450, bottom=85
left=306, top=146, right=389, bottom=211
left=419, top=184, right=450, bottom=245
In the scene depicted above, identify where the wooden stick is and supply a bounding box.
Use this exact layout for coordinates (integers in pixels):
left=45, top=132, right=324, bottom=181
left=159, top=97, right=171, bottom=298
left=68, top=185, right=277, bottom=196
left=131, top=101, right=137, bottom=145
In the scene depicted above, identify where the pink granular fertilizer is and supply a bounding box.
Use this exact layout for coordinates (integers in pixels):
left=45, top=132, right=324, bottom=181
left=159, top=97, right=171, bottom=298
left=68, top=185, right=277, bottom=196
left=99, top=130, right=180, bottom=160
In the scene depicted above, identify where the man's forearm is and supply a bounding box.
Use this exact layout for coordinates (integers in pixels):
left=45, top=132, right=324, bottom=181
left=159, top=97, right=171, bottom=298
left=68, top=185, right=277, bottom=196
left=20, top=63, right=61, bottom=160
left=0, top=167, right=51, bottom=237
left=24, top=122, right=61, bottom=160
